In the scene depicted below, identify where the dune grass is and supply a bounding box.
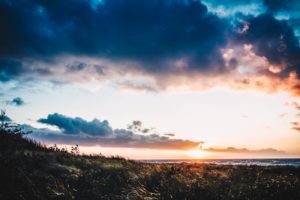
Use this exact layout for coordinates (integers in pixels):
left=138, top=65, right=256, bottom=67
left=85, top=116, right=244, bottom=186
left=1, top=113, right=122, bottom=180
left=0, top=129, right=300, bottom=200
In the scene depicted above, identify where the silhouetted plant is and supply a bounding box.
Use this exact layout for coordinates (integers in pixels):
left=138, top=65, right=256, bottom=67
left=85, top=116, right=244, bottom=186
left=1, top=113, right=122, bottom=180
left=0, top=109, right=31, bottom=135
left=0, top=110, right=11, bottom=130
left=71, top=144, right=80, bottom=155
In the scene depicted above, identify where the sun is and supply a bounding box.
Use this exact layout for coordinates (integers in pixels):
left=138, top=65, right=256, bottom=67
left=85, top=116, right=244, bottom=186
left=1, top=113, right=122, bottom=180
left=186, top=149, right=209, bottom=159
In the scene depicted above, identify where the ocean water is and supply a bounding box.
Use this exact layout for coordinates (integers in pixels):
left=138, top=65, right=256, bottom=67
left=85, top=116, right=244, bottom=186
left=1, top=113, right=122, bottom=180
left=140, top=159, right=300, bottom=167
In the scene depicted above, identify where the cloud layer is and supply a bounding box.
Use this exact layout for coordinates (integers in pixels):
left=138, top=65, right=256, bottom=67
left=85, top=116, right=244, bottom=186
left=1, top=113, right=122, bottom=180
left=1, top=0, right=300, bottom=95
left=26, top=113, right=203, bottom=150
left=203, top=147, right=285, bottom=155
left=0, top=0, right=228, bottom=71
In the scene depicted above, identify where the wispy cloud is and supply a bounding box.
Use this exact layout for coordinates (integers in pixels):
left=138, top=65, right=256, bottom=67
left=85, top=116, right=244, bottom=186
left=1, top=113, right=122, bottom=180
left=291, top=122, right=300, bottom=132
left=289, top=102, right=300, bottom=132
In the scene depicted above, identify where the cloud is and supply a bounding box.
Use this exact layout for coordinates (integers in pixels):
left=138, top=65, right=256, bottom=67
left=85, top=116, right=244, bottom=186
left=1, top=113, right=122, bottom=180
left=291, top=102, right=300, bottom=110
left=288, top=102, right=300, bottom=133
left=227, top=13, right=300, bottom=95
left=202, top=0, right=264, bottom=17
left=235, top=14, right=300, bottom=78
left=17, top=113, right=287, bottom=152
left=0, top=0, right=228, bottom=75
left=6, top=97, right=25, bottom=106
left=116, top=80, right=159, bottom=93
left=291, top=122, right=300, bottom=132
left=204, top=147, right=285, bottom=155
left=31, top=113, right=202, bottom=150
left=37, top=113, right=113, bottom=136
left=1, top=0, right=300, bottom=96
left=262, top=0, right=300, bottom=12
left=0, top=58, right=51, bottom=82
left=202, top=0, right=300, bottom=14
left=127, top=120, right=154, bottom=134
left=164, top=133, right=175, bottom=137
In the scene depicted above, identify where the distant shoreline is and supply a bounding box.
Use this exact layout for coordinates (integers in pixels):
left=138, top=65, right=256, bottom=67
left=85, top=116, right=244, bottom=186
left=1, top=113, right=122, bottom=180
left=138, top=158, right=300, bottom=166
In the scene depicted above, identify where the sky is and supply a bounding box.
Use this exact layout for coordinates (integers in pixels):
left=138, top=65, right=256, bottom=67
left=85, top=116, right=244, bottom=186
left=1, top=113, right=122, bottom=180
left=1, top=0, right=300, bottom=159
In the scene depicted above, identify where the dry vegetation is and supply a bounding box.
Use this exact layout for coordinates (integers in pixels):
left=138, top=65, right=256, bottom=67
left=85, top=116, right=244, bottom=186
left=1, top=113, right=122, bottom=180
left=0, top=129, right=300, bottom=200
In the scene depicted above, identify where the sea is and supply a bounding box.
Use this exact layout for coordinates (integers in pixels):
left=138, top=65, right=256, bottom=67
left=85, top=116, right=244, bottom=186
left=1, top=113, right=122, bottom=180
left=140, top=159, right=300, bottom=167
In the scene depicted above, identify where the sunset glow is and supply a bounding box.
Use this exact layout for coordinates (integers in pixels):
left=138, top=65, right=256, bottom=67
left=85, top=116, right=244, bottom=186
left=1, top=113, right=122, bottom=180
left=1, top=0, right=300, bottom=160
left=186, top=149, right=210, bottom=159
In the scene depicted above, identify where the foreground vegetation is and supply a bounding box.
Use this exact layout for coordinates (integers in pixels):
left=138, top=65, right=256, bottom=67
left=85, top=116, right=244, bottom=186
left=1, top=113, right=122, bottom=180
left=0, top=129, right=300, bottom=200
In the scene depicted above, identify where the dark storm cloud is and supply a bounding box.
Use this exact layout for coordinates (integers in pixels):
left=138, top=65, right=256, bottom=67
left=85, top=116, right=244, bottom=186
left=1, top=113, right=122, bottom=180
left=0, top=0, right=229, bottom=78
left=262, top=0, right=300, bottom=12
left=0, top=59, right=24, bottom=82
left=38, top=113, right=113, bottom=136
left=6, top=97, right=25, bottom=106
left=0, top=58, right=51, bottom=82
left=235, top=14, right=300, bottom=77
left=288, top=18, right=300, bottom=32
left=27, top=113, right=202, bottom=150
left=1, top=0, right=300, bottom=96
left=202, top=0, right=300, bottom=13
